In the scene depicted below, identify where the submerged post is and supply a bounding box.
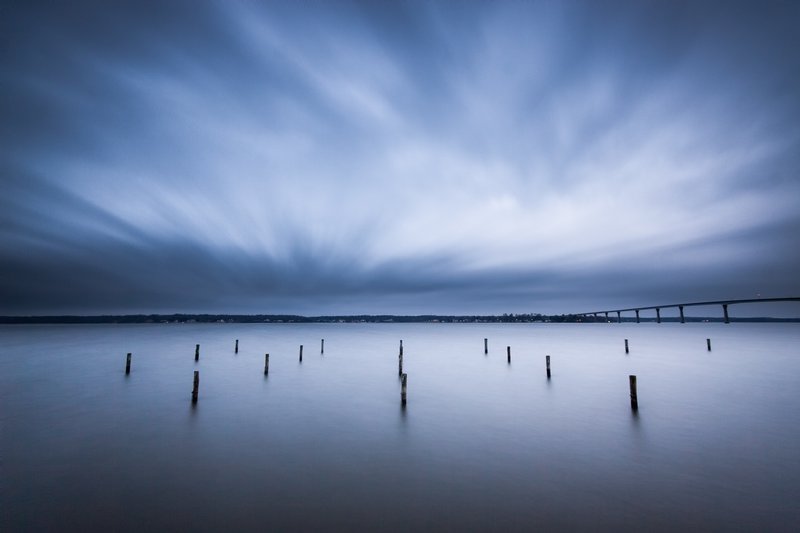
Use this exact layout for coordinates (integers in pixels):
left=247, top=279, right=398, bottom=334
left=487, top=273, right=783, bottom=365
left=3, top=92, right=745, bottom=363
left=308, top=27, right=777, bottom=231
left=195, top=344, right=199, bottom=362
left=629, top=375, right=638, bottom=411
left=723, top=304, right=730, bottom=324
left=624, top=339, right=629, bottom=354
left=679, top=306, right=685, bottom=324
left=398, top=351, right=403, bottom=376
left=656, top=308, right=661, bottom=324
left=401, top=373, right=407, bottom=406
left=507, top=346, right=511, bottom=364
left=635, top=309, right=640, bottom=324
left=264, top=353, right=270, bottom=375
left=192, top=370, right=199, bottom=404
left=707, top=338, right=712, bottom=351
left=400, top=340, right=403, bottom=356
left=235, top=339, right=239, bottom=354
left=321, top=339, right=324, bottom=354
left=546, top=355, right=551, bottom=379
left=299, top=345, right=303, bottom=363
left=484, top=338, right=488, bottom=354
left=125, top=352, right=132, bottom=375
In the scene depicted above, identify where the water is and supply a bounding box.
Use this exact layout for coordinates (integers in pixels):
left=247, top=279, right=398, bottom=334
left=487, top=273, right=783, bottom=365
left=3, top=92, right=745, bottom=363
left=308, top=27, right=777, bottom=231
left=2, top=323, right=799, bottom=531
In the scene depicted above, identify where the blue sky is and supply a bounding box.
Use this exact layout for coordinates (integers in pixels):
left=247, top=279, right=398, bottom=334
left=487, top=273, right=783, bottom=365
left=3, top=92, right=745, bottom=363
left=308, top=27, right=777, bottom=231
left=1, top=0, right=799, bottom=315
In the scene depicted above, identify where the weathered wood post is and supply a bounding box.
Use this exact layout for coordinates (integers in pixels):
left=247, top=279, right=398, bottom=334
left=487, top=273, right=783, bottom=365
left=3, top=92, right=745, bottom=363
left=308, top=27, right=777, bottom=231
left=321, top=339, right=324, bottom=354
left=624, top=339, right=629, bottom=354
left=707, top=338, right=712, bottom=351
left=125, top=352, right=132, bottom=375
left=235, top=339, right=239, bottom=354
left=399, top=351, right=404, bottom=376
left=192, top=371, right=199, bottom=404
left=264, top=354, right=269, bottom=375
left=723, top=304, right=730, bottom=324
left=656, top=308, right=661, bottom=324
left=629, top=375, right=638, bottom=411
left=299, top=345, right=303, bottom=363
left=400, top=340, right=403, bottom=356
left=195, top=344, right=200, bottom=362
left=484, top=338, right=488, bottom=354
left=507, top=346, right=511, bottom=364
left=401, top=373, right=407, bottom=406
left=679, top=305, right=685, bottom=324
left=546, top=355, right=551, bottom=379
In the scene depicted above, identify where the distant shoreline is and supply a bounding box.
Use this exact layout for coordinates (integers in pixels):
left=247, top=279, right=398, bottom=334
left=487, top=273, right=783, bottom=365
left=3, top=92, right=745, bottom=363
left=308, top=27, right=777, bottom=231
left=1, top=314, right=798, bottom=324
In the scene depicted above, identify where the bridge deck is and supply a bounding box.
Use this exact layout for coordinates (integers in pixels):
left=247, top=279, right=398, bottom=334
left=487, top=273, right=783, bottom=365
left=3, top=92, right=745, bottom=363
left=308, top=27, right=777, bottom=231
left=580, top=297, right=800, bottom=316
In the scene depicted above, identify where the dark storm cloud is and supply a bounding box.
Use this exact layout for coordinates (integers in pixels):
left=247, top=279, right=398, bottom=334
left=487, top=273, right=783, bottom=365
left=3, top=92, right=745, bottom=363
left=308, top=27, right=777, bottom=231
left=1, top=0, right=799, bottom=315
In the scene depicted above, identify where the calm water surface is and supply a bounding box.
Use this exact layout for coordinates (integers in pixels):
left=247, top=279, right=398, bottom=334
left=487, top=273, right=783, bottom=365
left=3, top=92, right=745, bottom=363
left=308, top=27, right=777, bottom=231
left=2, top=323, right=799, bottom=531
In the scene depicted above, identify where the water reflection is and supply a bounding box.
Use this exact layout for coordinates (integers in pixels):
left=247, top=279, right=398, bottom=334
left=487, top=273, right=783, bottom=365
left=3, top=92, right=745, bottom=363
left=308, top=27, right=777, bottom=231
left=2, top=322, right=799, bottom=530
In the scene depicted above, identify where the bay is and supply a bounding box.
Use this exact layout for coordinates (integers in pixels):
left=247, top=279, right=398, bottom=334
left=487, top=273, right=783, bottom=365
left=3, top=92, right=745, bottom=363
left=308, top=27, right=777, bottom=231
left=2, top=323, right=799, bottom=531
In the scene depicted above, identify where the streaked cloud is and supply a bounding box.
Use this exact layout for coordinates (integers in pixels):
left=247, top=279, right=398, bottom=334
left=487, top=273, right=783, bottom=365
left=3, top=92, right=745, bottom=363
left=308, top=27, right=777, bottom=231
left=1, top=0, right=799, bottom=314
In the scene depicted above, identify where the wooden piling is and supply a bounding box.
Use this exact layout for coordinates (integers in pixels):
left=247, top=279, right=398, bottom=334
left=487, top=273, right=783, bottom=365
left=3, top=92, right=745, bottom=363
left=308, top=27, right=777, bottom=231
left=546, top=355, right=551, bottom=379
left=399, top=352, right=404, bottom=376
left=264, top=353, right=269, bottom=375
left=707, top=338, right=712, bottom=351
left=125, top=352, right=131, bottom=375
left=401, top=373, right=407, bottom=406
left=624, top=339, right=629, bottom=354
left=400, top=340, right=403, bottom=356
left=299, top=345, right=303, bottom=363
left=321, top=339, right=324, bottom=354
left=195, top=344, right=199, bottom=362
left=192, top=370, right=199, bottom=404
left=484, top=338, right=488, bottom=354
left=235, top=339, right=239, bottom=354
left=629, top=375, right=638, bottom=411
left=507, top=346, right=511, bottom=364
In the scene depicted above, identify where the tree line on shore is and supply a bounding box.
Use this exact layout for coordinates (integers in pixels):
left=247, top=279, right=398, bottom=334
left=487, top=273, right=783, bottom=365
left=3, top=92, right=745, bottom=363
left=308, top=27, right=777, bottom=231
left=1, top=313, right=795, bottom=324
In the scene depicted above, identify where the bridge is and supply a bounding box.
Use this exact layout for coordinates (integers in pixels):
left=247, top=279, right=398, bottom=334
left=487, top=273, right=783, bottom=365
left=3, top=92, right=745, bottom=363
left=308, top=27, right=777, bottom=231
left=577, top=297, right=800, bottom=324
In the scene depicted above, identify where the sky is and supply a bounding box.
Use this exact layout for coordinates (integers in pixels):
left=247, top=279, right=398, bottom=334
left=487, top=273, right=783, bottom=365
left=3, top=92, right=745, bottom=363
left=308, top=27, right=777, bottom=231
left=1, top=0, right=799, bottom=316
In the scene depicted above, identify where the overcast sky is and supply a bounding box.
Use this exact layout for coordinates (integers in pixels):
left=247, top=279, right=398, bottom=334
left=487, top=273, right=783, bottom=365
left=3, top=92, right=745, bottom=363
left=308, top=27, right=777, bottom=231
left=1, top=0, right=799, bottom=316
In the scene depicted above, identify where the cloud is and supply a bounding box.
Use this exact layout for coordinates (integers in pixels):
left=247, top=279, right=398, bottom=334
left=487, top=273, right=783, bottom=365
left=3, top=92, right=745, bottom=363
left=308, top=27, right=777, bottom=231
left=1, top=0, right=799, bottom=314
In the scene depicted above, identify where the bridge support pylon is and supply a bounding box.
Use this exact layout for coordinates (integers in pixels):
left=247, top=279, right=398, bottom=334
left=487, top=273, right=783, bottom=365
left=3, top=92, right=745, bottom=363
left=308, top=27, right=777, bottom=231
left=679, top=305, right=685, bottom=324
left=723, top=304, right=730, bottom=324
left=656, top=308, right=661, bottom=323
